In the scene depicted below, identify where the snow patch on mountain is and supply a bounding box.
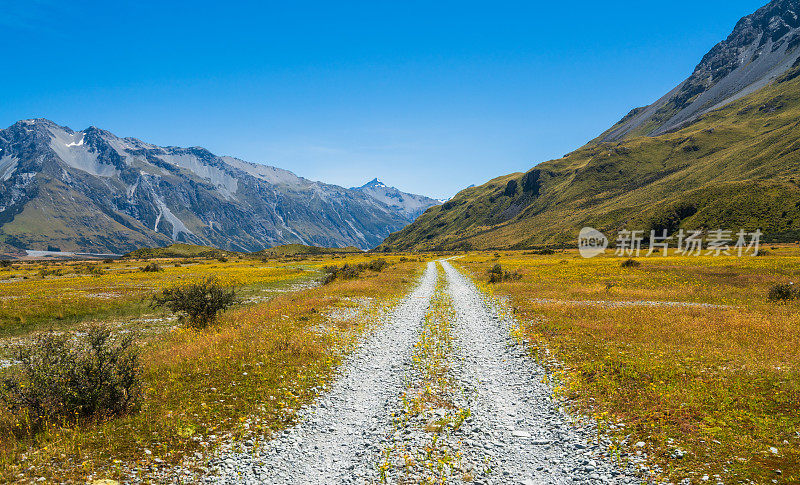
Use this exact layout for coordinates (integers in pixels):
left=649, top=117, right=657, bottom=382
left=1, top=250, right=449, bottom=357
left=47, top=127, right=119, bottom=177
left=65, top=135, right=85, bottom=147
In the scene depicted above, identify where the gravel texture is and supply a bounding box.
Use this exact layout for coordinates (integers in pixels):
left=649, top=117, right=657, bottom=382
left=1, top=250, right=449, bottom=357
left=199, top=261, right=641, bottom=484
left=441, top=261, right=639, bottom=484
left=205, top=262, right=437, bottom=484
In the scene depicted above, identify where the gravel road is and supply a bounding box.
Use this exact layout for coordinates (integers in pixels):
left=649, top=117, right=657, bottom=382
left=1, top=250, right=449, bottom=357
left=442, top=261, right=639, bottom=484
left=207, top=262, right=437, bottom=484
left=203, top=261, right=640, bottom=484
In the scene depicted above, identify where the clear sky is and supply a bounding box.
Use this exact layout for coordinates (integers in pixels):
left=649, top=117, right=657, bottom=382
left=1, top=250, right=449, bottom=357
left=1, top=0, right=767, bottom=199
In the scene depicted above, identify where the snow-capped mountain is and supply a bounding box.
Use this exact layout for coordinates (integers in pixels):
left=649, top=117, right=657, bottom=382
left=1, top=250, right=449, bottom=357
left=352, top=178, right=441, bottom=220
left=0, top=119, right=437, bottom=254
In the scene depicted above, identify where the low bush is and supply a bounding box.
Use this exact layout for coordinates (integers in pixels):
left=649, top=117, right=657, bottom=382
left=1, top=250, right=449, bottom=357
left=82, top=263, right=106, bottom=275
left=366, top=258, right=387, bottom=272
left=322, top=258, right=389, bottom=285
left=140, top=262, right=162, bottom=272
left=488, top=263, right=522, bottom=283
left=621, top=258, right=641, bottom=268
left=0, top=260, right=12, bottom=268
left=768, top=283, right=798, bottom=302
left=152, top=277, right=239, bottom=328
left=38, top=267, right=64, bottom=278
left=0, top=326, right=140, bottom=425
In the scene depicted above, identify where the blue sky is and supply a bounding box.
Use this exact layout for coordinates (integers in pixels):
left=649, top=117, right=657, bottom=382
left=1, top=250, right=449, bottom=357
left=1, top=0, right=767, bottom=199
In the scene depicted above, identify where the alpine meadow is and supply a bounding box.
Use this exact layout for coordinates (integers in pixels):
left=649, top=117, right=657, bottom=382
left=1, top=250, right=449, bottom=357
left=1, top=1, right=799, bottom=484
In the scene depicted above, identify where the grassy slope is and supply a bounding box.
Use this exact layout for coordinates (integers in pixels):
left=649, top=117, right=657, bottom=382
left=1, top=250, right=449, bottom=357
left=254, top=243, right=363, bottom=257
left=380, top=71, right=800, bottom=251
left=123, top=243, right=242, bottom=259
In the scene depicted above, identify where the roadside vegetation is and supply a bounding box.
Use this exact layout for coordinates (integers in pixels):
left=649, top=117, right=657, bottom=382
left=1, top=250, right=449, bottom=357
left=0, top=252, right=424, bottom=482
left=1, top=327, right=140, bottom=426
left=487, top=263, right=522, bottom=283
left=458, top=247, right=800, bottom=483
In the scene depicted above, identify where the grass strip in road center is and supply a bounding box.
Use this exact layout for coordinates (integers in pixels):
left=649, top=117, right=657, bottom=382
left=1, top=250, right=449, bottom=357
left=377, top=262, right=475, bottom=484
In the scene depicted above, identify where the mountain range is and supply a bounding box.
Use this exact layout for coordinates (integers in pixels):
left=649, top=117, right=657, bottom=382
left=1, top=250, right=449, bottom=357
left=0, top=119, right=439, bottom=255
left=380, top=0, right=800, bottom=251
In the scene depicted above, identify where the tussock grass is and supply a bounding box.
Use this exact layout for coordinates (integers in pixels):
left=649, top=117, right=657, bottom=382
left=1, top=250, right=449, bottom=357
left=459, top=248, right=800, bottom=483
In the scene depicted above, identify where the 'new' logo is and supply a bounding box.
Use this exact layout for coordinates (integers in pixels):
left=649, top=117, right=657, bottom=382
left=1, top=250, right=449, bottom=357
left=578, top=227, right=608, bottom=258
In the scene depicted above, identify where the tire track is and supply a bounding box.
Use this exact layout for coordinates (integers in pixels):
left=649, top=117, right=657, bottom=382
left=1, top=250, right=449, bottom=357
left=442, top=261, right=639, bottom=485
left=207, top=262, right=437, bottom=484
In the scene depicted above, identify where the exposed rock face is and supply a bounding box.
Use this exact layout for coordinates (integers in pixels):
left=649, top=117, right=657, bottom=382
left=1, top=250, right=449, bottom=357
left=603, top=0, right=800, bottom=140
left=0, top=119, right=434, bottom=253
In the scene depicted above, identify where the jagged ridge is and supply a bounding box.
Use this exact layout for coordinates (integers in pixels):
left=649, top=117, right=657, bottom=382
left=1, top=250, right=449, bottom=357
left=0, top=119, right=439, bottom=254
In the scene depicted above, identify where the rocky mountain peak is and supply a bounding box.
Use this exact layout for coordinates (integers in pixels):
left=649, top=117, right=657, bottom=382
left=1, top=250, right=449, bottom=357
left=360, top=177, right=386, bottom=188
left=602, top=0, right=800, bottom=141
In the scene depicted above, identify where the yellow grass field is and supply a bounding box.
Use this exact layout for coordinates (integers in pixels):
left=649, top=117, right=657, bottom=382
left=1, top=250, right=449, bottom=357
left=0, top=254, right=425, bottom=482
left=455, top=247, right=800, bottom=483
left=2, top=247, right=798, bottom=483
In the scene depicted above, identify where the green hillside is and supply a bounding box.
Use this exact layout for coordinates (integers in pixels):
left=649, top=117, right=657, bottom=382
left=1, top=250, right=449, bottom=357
left=254, top=244, right=362, bottom=258
left=379, top=66, right=800, bottom=251
left=122, top=243, right=242, bottom=259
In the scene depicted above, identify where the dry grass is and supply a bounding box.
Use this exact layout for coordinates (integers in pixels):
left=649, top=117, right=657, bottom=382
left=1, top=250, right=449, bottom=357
left=457, top=247, right=800, bottom=483
left=0, top=254, right=424, bottom=482
left=0, top=258, right=312, bottom=337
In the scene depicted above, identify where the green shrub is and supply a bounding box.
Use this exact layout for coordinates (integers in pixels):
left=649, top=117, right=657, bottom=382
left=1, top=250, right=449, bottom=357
left=140, top=262, right=162, bottom=272
left=82, top=263, right=106, bottom=275
left=152, top=277, right=239, bottom=328
left=0, top=326, right=140, bottom=424
left=366, top=258, right=387, bottom=272
left=768, top=283, right=798, bottom=302
left=488, top=263, right=522, bottom=283
left=38, top=267, right=64, bottom=278
left=0, top=260, right=12, bottom=268
left=322, top=259, right=389, bottom=285
left=621, top=258, right=641, bottom=268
